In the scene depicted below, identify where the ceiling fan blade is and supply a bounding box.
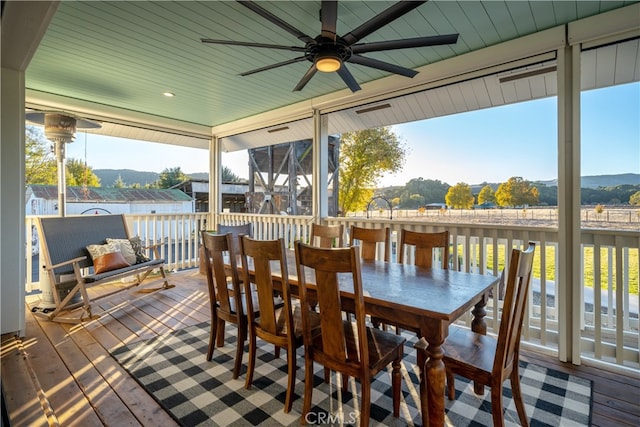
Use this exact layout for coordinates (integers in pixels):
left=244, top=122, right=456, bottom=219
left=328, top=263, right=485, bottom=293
left=342, top=1, right=427, bottom=46
left=348, top=54, right=418, bottom=78
left=293, top=64, right=318, bottom=91
left=238, top=0, right=314, bottom=44
left=351, top=34, right=459, bottom=54
left=201, top=38, right=306, bottom=53
left=337, top=65, right=362, bottom=92
left=320, top=0, right=338, bottom=41
left=240, top=57, right=308, bottom=76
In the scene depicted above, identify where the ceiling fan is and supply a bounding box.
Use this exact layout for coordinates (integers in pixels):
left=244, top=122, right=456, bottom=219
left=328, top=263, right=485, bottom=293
left=201, top=0, right=458, bottom=92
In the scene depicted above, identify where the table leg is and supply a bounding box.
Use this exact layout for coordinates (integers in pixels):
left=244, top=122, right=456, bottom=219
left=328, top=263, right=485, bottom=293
left=471, top=297, right=488, bottom=395
left=471, top=298, right=487, bottom=335
left=426, top=341, right=445, bottom=427
left=420, top=321, right=446, bottom=427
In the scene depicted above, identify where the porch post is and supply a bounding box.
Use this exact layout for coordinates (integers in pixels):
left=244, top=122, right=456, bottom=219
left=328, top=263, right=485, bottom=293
left=312, top=110, right=329, bottom=220
left=556, top=42, right=582, bottom=364
left=1, top=0, right=58, bottom=336
left=1, top=67, right=27, bottom=336
left=209, top=135, right=221, bottom=228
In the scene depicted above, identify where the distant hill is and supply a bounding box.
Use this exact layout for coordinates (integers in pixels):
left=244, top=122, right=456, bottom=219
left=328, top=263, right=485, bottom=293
left=94, top=169, right=160, bottom=187
left=469, top=173, right=638, bottom=192
left=94, top=169, right=211, bottom=187
left=536, top=173, right=639, bottom=189
left=189, top=172, right=209, bottom=180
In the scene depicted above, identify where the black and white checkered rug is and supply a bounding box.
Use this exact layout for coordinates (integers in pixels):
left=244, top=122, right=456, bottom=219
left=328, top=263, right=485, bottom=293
left=111, top=322, right=592, bottom=426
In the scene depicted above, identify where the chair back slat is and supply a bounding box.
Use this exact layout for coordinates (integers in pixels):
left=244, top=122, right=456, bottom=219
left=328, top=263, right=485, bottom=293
left=295, top=243, right=369, bottom=370
left=398, top=229, right=450, bottom=269
left=310, top=223, right=344, bottom=248
left=240, top=236, right=291, bottom=337
left=201, top=231, right=242, bottom=316
left=217, top=223, right=253, bottom=255
left=494, top=243, right=536, bottom=374
left=349, top=225, right=390, bottom=262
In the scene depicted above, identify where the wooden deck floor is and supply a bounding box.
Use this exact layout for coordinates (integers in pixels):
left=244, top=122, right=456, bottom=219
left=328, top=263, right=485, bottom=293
left=2, top=269, right=638, bottom=427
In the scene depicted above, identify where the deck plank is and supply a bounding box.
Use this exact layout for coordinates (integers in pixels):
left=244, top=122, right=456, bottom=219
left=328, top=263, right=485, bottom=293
left=102, top=292, right=179, bottom=335
left=62, top=322, right=178, bottom=426
left=24, top=306, right=104, bottom=427
left=38, top=319, right=142, bottom=427
left=0, top=335, right=51, bottom=427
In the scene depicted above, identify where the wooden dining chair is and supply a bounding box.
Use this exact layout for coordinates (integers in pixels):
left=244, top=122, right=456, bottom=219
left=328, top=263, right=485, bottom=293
left=349, top=225, right=391, bottom=262
left=310, top=223, right=344, bottom=248
left=398, top=229, right=450, bottom=269
left=218, top=223, right=253, bottom=255
left=239, top=236, right=320, bottom=413
left=390, top=229, right=450, bottom=335
left=201, top=231, right=256, bottom=379
left=294, top=242, right=406, bottom=427
left=350, top=225, right=391, bottom=331
left=416, top=242, right=536, bottom=427
left=199, top=223, right=252, bottom=274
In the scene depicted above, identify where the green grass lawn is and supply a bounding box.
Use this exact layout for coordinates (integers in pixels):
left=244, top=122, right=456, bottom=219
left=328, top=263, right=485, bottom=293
left=463, top=245, right=639, bottom=296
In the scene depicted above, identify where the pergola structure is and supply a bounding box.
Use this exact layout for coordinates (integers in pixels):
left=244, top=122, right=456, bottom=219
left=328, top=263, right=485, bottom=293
left=2, top=1, right=639, bottom=373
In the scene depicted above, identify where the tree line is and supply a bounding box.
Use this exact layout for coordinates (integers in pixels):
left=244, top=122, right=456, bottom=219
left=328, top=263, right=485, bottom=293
left=377, top=177, right=640, bottom=209
left=25, top=126, right=240, bottom=189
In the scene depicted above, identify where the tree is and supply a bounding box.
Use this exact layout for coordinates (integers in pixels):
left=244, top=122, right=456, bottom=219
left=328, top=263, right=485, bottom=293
left=113, top=175, right=126, bottom=188
left=630, top=190, right=640, bottom=206
left=400, top=177, right=449, bottom=207
left=477, top=185, right=496, bottom=205
left=25, top=126, right=57, bottom=185
left=157, top=166, right=189, bottom=188
left=338, top=127, right=406, bottom=213
left=495, top=177, right=539, bottom=207
left=222, top=165, right=242, bottom=183
left=66, top=158, right=101, bottom=187
left=407, top=193, right=425, bottom=208
left=445, top=182, right=474, bottom=209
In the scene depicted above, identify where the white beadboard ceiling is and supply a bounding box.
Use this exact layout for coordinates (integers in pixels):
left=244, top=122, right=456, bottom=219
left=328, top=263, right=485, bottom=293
left=19, top=1, right=640, bottom=151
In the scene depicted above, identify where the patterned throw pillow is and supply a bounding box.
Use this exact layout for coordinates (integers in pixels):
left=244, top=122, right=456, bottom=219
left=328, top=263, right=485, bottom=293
left=106, top=238, right=137, bottom=265
left=129, top=236, right=151, bottom=263
left=86, top=243, right=113, bottom=260
left=86, top=243, right=131, bottom=274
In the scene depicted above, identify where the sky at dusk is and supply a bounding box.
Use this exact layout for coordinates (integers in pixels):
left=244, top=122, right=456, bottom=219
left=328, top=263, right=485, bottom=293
left=65, top=82, right=639, bottom=187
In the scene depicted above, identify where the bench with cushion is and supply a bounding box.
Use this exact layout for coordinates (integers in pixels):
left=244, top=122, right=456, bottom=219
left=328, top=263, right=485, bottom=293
left=36, top=214, right=173, bottom=323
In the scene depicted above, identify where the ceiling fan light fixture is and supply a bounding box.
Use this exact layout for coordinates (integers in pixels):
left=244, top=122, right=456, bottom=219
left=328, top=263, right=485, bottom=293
left=315, top=55, right=341, bottom=73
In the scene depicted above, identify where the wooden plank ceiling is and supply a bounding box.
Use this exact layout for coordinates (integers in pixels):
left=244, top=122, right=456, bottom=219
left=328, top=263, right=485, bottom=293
left=23, top=1, right=639, bottom=150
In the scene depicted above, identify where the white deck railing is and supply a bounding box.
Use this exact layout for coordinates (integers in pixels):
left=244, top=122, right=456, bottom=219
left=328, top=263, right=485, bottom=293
left=25, top=213, right=638, bottom=370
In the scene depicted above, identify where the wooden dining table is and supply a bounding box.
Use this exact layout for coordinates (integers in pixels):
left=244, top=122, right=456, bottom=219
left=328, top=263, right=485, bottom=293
left=238, top=252, right=499, bottom=427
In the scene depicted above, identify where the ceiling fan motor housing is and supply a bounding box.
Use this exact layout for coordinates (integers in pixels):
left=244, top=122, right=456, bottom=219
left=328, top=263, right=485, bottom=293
left=306, top=36, right=352, bottom=64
